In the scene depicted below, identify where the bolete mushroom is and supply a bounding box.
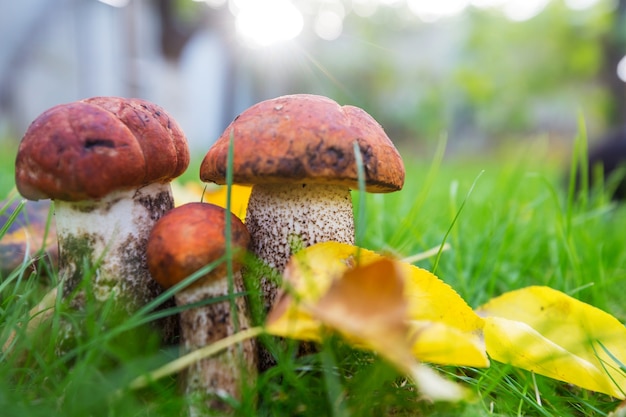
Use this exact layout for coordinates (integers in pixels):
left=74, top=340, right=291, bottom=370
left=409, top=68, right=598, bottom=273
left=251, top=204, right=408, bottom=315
left=146, top=202, right=256, bottom=413
left=200, top=94, right=405, bottom=312
left=14, top=97, right=189, bottom=340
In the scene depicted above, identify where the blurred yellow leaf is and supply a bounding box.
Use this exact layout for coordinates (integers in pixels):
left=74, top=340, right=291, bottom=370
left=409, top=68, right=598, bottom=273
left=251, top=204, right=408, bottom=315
left=311, top=259, right=471, bottom=401
left=310, top=258, right=410, bottom=356
left=478, top=286, right=626, bottom=399
left=266, top=241, right=488, bottom=367
left=269, top=251, right=470, bottom=401
left=409, top=321, right=486, bottom=367
left=171, top=181, right=204, bottom=206
left=203, top=184, right=251, bottom=220
left=0, top=195, right=57, bottom=274
left=171, top=181, right=251, bottom=220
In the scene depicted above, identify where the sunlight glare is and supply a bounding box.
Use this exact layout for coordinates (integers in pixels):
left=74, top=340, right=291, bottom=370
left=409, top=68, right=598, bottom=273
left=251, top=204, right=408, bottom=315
left=314, top=1, right=346, bottom=40
left=500, top=0, right=550, bottom=21
left=97, top=0, right=129, bottom=7
left=379, top=0, right=405, bottom=5
left=234, top=0, right=304, bottom=47
left=564, top=0, right=601, bottom=10
left=470, top=0, right=509, bottom=8
left=315, top=10, right=344, bottom=40
left=352, top=0, right=379, bottom=17
left=407, top=0, right=470, bottom=22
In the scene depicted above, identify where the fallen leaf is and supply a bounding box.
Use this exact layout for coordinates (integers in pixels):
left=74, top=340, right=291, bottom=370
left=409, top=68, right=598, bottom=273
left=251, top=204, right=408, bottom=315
left=0, top=195, right=57, bottom=274
left=408, top=321, right=486, bottom=367
left=171, top=181, right=252, bottom=220
left=309, top=258, right=411, bottom=361
left=171, top=180, right=205, bottom=206
left=478, top=286, right=626, bottom=398
left=202, top=184, right=252, bottom=220
left=265, top=242, right=358, bottom=341
left=401, top=259, right=486, bottom=367
left=308, top=255, right=471, bottom=401
left=409, top=361, right=470, bottom=402
left=267, top=241, right=488, bottom=367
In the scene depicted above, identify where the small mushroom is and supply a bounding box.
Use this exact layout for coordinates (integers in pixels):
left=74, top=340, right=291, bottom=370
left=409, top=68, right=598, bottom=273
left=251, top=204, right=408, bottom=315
left=14, top=97, right=189, bottom=340
left=200, top=94, right=405, bottom=311
left=146, top=202, right=256, bottom=413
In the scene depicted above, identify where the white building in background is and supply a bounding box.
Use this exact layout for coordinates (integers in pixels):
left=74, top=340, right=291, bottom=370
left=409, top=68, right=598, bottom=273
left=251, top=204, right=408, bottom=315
left=0, top=0, right=250, bottom=151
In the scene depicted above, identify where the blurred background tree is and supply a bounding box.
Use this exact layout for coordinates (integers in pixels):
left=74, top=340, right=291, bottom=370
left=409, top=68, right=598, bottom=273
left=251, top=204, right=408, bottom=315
left=1, top=0, right=624, bottom=156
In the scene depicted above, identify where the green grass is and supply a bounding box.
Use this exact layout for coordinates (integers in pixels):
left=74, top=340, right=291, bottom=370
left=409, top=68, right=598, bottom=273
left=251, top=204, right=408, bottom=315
left=0, top=139, right=18, bottom=197
left=1, top=134, right=625, bottom=416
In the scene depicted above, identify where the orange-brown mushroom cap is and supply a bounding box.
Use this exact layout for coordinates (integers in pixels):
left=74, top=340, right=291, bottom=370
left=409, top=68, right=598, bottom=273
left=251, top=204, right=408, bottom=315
left=15, top=97, right=190, bottom=202
left=200, top=94, right=405, bottom=193
left=146, top=202, right=251, bottom=290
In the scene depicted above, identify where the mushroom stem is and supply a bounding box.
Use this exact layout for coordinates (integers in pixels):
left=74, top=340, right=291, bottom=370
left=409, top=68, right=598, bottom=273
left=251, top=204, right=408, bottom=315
left=177, top=270, right=255, bottom=414
left=55, top=182, right=175, bottom=331
left=146, top=202, right=257, bottom=413
left=245, top=182, right=355, bottom=310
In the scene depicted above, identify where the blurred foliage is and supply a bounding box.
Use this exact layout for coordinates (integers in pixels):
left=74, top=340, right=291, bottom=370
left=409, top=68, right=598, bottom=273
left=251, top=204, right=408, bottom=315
left=0, top=138, right=17, bottom=198
left=232, top=0, right=620, bottom=149
left=163, top=0, right=623, bottom=150
left=456, top=1, right=614, bottom=138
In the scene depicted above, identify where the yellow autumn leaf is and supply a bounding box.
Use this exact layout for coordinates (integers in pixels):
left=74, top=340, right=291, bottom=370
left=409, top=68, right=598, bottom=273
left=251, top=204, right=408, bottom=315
left=310, top=258, right=470, bottom=402
left=477, top=286, right=626, bottom=399
left=309, top=258, right=410, bottom=353
left=171, top=181, right=251, bottom=220
left=171, top=180, right=205, bottom=206
left=409, top=321, right=487, bottom=367
left=0, top=196, right=57, bottom=274
left=203, top=184, right=251, bottom=220
left=266, top=241, right=488, bottom=368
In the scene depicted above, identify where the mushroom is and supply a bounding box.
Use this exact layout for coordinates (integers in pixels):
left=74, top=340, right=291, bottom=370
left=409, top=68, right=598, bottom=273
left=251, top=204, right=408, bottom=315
left=200, top=94, right=405, bottom=311
left=146, top=202, right=256, bottom=413
left=14, top=96, right=189, bottom=340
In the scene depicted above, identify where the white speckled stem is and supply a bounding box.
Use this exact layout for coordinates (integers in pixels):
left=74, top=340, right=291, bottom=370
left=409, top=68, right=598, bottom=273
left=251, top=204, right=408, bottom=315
left=176, top=272, right=256, bottom=414
left=55, top=182, right=174, bottom=318
left=245, top=183, right=355, bottom=311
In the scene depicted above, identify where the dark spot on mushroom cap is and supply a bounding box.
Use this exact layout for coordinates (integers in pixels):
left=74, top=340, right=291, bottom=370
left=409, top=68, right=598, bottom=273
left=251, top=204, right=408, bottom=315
left=306, top=141, right=349, bottom=172
left=277, top=156, right=307, bottom=179
left=84, top=138, right=116, bottom=150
